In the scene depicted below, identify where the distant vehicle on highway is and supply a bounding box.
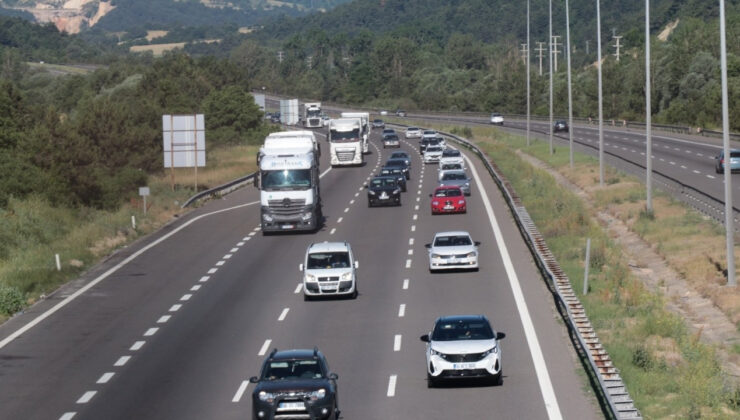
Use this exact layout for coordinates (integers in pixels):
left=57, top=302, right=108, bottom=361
left=380, top=167, right=407, bottom=192
left=385, top=158, right=411, bottom=179
left=270, top=112, right=281, bottom=123
left=420, top=315, right=503, bottom=387
left=423, top=145, right=444, bottom=164
left=553, top=120, right=569, bottom=133
left=425, top=231, right=479, bottom=272
left=372, top=119, right=385, bottom=129
left=438, top=162, right=464, bottom=179
left=439, top=148, right=464, bottom=167
left=430, top=186, right=467, bottom=215
left=300, top=242, right=358, bottom=300
left=490, top=112, right=504, bottom=125
left=405, top=126, right=422, bottom=139
left=250, top=348, right=340, bottom=419
left=438, top=169, right=471, bottom=196
left=422, top=130, right=438, bottom=138
left=715, top=149, right=740, bottom=173
left=366, top=176, right=402, bottom=207
left=380, top=110, right=388, bottom=116
left=382, top=128, right=396, bottom=139
left=396, top=109, right=407, bottom=117
left=382, top=134, right=401, bottom=148
left=389, top=151, right=411, bottom=168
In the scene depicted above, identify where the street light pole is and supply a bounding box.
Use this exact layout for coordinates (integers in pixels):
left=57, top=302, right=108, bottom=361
left=549, top=0, right=554, bottom=155
left=646, top=0, right=653, bottom=212
left=719, top=0, right=735, bottom=286
left=527, top=0, right=531, bottom=147
left=596, top=0, right=605, bottom=185
left=565, top=0, right=574, bottom=168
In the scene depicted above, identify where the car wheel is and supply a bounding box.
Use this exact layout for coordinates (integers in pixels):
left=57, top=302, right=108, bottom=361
left=304, top=294, right=312, bottom=302
left=368, top=200, right=373, bottom=208
left=491, top=372, right=503, bottom=386
left=351, top=288, right=358, bottom=299
left=717, top=166, right=722, bottom=174
left=427, top=374, right=437, bottom=388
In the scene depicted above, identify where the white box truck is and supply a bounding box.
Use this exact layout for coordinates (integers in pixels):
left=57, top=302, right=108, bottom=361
left=329, top=118, right=364, bottom=166
left=341, top=112, right=370, bottom=154
left=303, top=102, right=322, bottom=128
left=279, top=99, right=300, bottom=125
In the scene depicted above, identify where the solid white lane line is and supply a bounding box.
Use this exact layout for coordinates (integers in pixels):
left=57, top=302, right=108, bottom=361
left=278, top=308, right=290, bottom=321
left=191, top=285, right=201, bottom=292
left=394, top=335, right=402, bottom=352
left=232, top=380, right=249, bottom=403
left=320, top=166, right=332, bottom=179
left=258, top=339, right=272, bottom=356
left=114, top=356, right=131, bottom=367
left=223, top=254, right=232, bottom=260
left=169, top=304, right=182, bottom=312
left=463, top=153, right=562, bottom=419
left=130, top=341, right=145, bottom=351
left=157, top=315, right=171, bottom=324
left=294, top=283, right=303, bottom=294
left=59, top=413, right=76, bottom=420
left=97, top=372, right=115, bottom=384
left=199, top=276, right=210, bottom=282
left=208, top=268, right=218, bottom=274
left=144, top=328, right=158, bottom=337
left=405, top=259, right=411, bottom=268
left=330, top=228, right=336, bottom=235
left=402, top=279, right=409, bottom=290
left=398, top=304, right=406, bottom=317
left=337, top=217, right=343, bottom=223
left=216, top=261, right=225, bottom=266
left=180, top=294, right=192, bottom=301
left=387, top=375, right=397, bottom=397
left=76, top=391, right=96, bottom=404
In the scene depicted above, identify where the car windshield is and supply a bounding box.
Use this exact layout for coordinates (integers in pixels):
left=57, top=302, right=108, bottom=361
left=434, top=188, right=462, bottom=197
left=407, top=127, right=419, bottom=131
left=424, top=131, right=436, bottom=135
left=330, top=129, right=359, bottom=143
left=262, top=359, right=323, bottom=380
left=427, top=147, right=443, bottom=153
left=386, top=160, right=405, bottom=167
left=261, top=169, right=312, bottom=190
left=391, top=153, right=408, bottom=159
left=307, top=252, right=351, bottom=269
left=431, top=320, right=494, bottom=341
left=385, top=135, right=399, bottom=141
left=434, top=235, right=472, bottom=247
left=731, top=152, right=740, bottom=158
left=442, top=150, right=461, bottom=157
left=442, top=172, right=466, bottom=181
left=383, top=130, right=394, bottom=135
left=371, top=178, right=397, bottom=188
left=374, top=119, right=383, bottom=123
left=491, top=113, right=501, bottom=117
left=441, top=164, right=462, bottom=171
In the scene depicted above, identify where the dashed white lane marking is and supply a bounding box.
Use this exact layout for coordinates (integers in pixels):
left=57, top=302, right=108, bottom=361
left=258, top=339, right=272, bottom=356
left=216, top=260, right=225, bottom=266
left=130, top=341, right=145, bottom=351
left=415, top=205, right=419, bottom=211
left=631, top=149, right=636, bottom=153
left=708, top=175, right=716, bottom=179
left=59, top=413, right=76, bottom=420
left=191, top=285, right=201, bottom=292
left=405, top=259, right=412, bottom=268
left=237, top=242, right=245, bottom=246
left=330, top=228, right=336, bottom=235
left=97, top=372, right=115, bottom=384
left=230, top=248, right=239, bottom=253
left=244, top=237, right=251, bottom=241
left=417, top=190, right=421, bottom=195
left=674, top=147, right=681, bottom=151
left=403, top=279, right=409, bottom=290
left=249, top=232, right=256, bottom=236
left=413, top=214, right=418, bottom=220
left=144, top=328, right=159, bottom=337
left=253, top=226, right=260, bottom=231
left=387, top=375, right=398, bottom=397
left=344, top=207, right=349, bottom=213
left=416, top=197, right=420, bottom=202
left=398, top=304, right=406, bottom=317
left=337, top=217, right=343, bottom=223
left=199, top=276, right=210, bottom=282
left=408, top=238, right=414, bottom=245
left=114, top=356, right=130, bottom=367
left=157, top=315, right=171, bottom=324
left=354, top=192, right=360, bottom=197
left=358, top=186, right=363, bottom=191
left=208, top=268, right=218, bottom=274
left=350, top=199, right=355, bottom=205
left=169, top=304, right=182, bottom=312
left=640, top=152, right=645, bottom=156
left=278, top=308, right=290, bottom=321
left=294, top=283, right=303, bottom=294
left=659, top=158, right=665, bottom=162
left=76, top=391, right=96, bottom=404
left=232, top=380, right=249, bottom=403
left=669, top=161, right=676, bottom=165
left=408, top=249, right=413, bottom=255
left=223, top=254, right=232, bottom=260
left=394, top=335, right=402, bottom=352
left=180, top=294, right=192, bottom=301
left=411, top=225, right=416, bottom=232
left=693, top=170, right=701, bottom=174
left=697, top=153, right=704, bottom=157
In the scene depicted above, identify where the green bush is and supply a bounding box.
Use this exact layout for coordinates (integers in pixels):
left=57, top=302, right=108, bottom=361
left=0, top=285, right=24, bottom=315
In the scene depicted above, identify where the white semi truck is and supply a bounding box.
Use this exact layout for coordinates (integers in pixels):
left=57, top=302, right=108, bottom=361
left=260, top=130, right=320, bottom=165
left=303, top=102, right=323, bottom=128
left=256, top=135, right=321, bottom=233
left=329, top=118, right=364, bottom=166
left=279, top=99, right=300, bottom=125
left=341, top=112, right=370, bottom=154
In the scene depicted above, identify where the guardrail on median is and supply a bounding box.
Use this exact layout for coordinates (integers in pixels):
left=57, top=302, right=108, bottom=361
left=389, top=122, right=642, bottom=419
left=181, top=172, right=256, bottom=208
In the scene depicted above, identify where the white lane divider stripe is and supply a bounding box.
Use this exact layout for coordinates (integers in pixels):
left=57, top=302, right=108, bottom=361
left=223, top=254, right=232, bottom=259
left=398, top=304, right=406, bottom=317
left=230, top=248, right=239, bottom=252
left=249, top=232, right=256, bottom=236
left=412, top=214, right=418, bottom=220
left=199, top=276, right=210, bottom=282
left=114, top=356, right=131, bottom=367
left=405, top=259, right=411, bottom=268
left=402, top=279, right=409, bottom=290
left=258, top=339, right=272, bottom=356
left=330, top=228, right=336, bottom=235
left=144, top=328, right=159, bottom=337
left=278, top=308, right=290, bottom=321
left=411, top=225, right=416, bottom=232
left=463, top=152, right=562, bottom=420
left=294, top=283, right=303, bottom=294
left=232, top=380, right=249, bottom=403
left=237, top=242, right=245, bottom=246
left=157, top=315, right=171, bottom=324
left=387, top=375, right=397, bottom=397
left=208, top=268, right=218, bottom=274
left=337, top=217, right=343, bottom=223
left=216, top=260, right=225, bottom=266
left=409, top=238, right=414, bottom=245
left=191, top=285, right=201, bottom=291
left=130, top=341, right=145, bottom=351
left=76, top=391, right=96, bottom=404
left=344, top=208, right=349, bottom=213
left=97, top=372, right=115, bottom=384
left=408, top=249, right=413, bottom=255
left=59, top=413, right=76, bottom=420
left=394, top=335, right=402, bottom=352
left=180, top=294, right=192, bottom=301
left=169, top=304, right=182, bottom=312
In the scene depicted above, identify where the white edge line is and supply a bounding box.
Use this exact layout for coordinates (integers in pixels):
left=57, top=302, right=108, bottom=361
left=0, top=200, right=262, bottom=350
left=232, top=380, right=249, bottom=403
left=464, top=153, right=562, bottom=420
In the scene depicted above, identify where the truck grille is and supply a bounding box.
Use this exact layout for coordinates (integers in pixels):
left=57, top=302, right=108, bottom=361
left=267, top=198, right=307, bottom=216
left=309, top=118, right=321, bottom=126
left=318, top=277, right=339, bottom=282
left=337, top=150, right=356, bottom=162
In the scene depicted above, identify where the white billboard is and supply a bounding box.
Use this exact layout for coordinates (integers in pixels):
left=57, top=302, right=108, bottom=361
left=163, top=114, right=206, bottom=168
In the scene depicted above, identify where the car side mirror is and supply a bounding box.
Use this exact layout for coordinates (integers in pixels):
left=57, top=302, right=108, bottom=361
left=329, top=372, right=339, bottom=380
left=364, top=184, right=368, bottom=189
left=253, top=175, right=260, bottom=189
left=420, top=334, right=430, bottom=342
left=249, top=376, right=259, bottom=383
left=474, top=241, right=481, bottom=246
left=496, top=332, right=506, bottom=340
left=299, top=263, right=304, bottom=272
left=425, top=244, right=431, bottom=249
left=354, top=261, right=359, bottom=269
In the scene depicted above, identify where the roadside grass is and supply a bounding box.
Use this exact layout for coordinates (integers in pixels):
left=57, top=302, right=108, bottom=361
left=406, top=119, right=740, bottom=417
left=0, top=144, right=258, bottom=322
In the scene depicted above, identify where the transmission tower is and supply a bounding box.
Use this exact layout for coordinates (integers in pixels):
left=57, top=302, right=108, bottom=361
left=536, top=42, right=546, bottom=76
left=612, top=36, right=623, bottom=61
left=520, top=43, right=528, bottom=65
left=551, top=35, right=562, bottom=71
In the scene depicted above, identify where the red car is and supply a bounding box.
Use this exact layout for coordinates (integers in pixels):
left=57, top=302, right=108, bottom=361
left=430, top=186, right=467, bottom=214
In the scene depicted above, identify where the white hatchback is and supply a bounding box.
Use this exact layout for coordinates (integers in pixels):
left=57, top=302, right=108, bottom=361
left=300, top=242, right=358, bottom=300
left=425, top=231, right=479, bottom=271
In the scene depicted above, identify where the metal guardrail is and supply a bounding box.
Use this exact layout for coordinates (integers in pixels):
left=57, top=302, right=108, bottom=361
left=181, top=172, right=256, bottom=208
left=389, top=121, right=642, bottom=419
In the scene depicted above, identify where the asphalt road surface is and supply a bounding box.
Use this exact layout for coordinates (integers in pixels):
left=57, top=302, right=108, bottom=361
left=0, top=126, right=602, bottom=419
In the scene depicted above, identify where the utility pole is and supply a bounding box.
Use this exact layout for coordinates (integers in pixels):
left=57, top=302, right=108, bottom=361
left=536, top=42, right=546, bottom=76
left=719, top=0, right=735, bottom=286
left=277, top=51, right=284, bottom=64
left=565, top=0, right=575, bottom=168
left=597, top=0, right=605, bottom=185
left=521, top=43, right=528, bottom=65
left=527, top=0, right=531, bottom=147
left=612, top=35, right=623, bottom=61
left=552, top=35, right=562, bottom=71
left=586, top=40, right=590, bottom=55
left=549, top=0, right=554, bottom=155
left=645, top=0, right=653, bottom=213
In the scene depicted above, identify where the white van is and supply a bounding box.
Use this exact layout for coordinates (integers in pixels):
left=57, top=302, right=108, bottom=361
left=299, top=242, right=358, bottom=300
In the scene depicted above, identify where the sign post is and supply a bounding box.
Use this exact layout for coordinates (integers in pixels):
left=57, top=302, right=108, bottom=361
left=139, top=186, right=150, bottom=215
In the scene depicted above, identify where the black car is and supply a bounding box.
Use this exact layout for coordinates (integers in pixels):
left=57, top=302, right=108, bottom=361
left=554, top=120, right=569, bottom=133
left=389, top=151, right=411, bottom=168
left=366, top=176, right=402, bottom=207
left=270, top=112, right=281, bottom=123
left=250, top=348, right=339, bottom=420
left=380, top=167, right=407, bottom=192
left=383, top=134, right=401, bottom=148
left=372, top=119, right=386, bottom=129
left=385, top=158, right=411, bottom=180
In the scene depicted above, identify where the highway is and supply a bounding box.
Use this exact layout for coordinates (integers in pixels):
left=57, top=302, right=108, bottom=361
left=0, top=125, right=603, bottom=419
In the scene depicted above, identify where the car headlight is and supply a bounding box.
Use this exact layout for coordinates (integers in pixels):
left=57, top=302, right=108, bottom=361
left=341, top=271, right=353, bottom=280
left=301, top=212, right=313, bottom=221
left=432, top=201, right=439, bottom=206
left=258, top=391, right=276, bottom=402
left=464, top=182, right=470, bottom=187
left=262, top=214, right=273, bottom=222
left=305, top=273, right=316, bottom=282
left=393, top=188, right=401, bottom=194
left=466, top=252, right=477, bottom=258
left=481, top=346, right=498, bottom=357
left=458, top=200, right=465, bottom=205
left=308, top=388, right=326, bottom=400
left=431, top=253, right=442, bottom=259
left=368, top=190, right=376, bottom=195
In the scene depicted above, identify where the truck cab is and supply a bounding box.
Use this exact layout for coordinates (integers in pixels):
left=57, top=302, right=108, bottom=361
left=303, top=102, right=323, bottom=128
left=340, top=112, right=370, bottom=154
left=328, top=118, right=364, bottom=166
left=261, top=130, right=320, bottom=164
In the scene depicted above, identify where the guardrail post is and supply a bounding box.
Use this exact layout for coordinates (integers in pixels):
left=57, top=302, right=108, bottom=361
left=583, top=238, right=591, bottom=294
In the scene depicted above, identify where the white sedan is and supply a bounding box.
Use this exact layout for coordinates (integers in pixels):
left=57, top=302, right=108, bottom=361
left=425, top=231, right=479, bottom=271
left=420, top=314, right=503, bottom=387
left=405, top=127, right=422, bottom=139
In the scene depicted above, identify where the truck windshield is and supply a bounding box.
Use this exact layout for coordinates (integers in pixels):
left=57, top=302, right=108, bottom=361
left=330, top=129, right=360, bottom=143
left=307, top=109, right=321, bottom=117
left=261, top=169, right=312, bottom=190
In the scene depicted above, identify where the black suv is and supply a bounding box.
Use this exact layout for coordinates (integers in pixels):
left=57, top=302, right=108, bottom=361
left=380, top=167, right=407, bottom=192
left=366, top=176, right=402, bottom=207
left=250, top=348, right=339, bottom=420
left=384, top=158, right=410, bottom=180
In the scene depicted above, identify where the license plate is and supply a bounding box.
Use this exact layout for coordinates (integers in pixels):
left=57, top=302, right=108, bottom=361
left=449, top=258, right=459, bottom=263
left=281, top=224, right=294, bottom=230
left=453, top=363, right=477, bottom=370
left=444, top=205, right=454, bottom=210
left=279, top=401, right=305, bottom=409
left=380, top=192, right=389, bottom=199
left=320, top=284, right=337, bottom=291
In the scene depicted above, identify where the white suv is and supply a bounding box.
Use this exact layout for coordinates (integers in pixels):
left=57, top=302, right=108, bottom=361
left=405, top=127, right=422, bottom=139
left=490, top=113, right=504, bottom=125
left=300, top=242, right=358, bottom=300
